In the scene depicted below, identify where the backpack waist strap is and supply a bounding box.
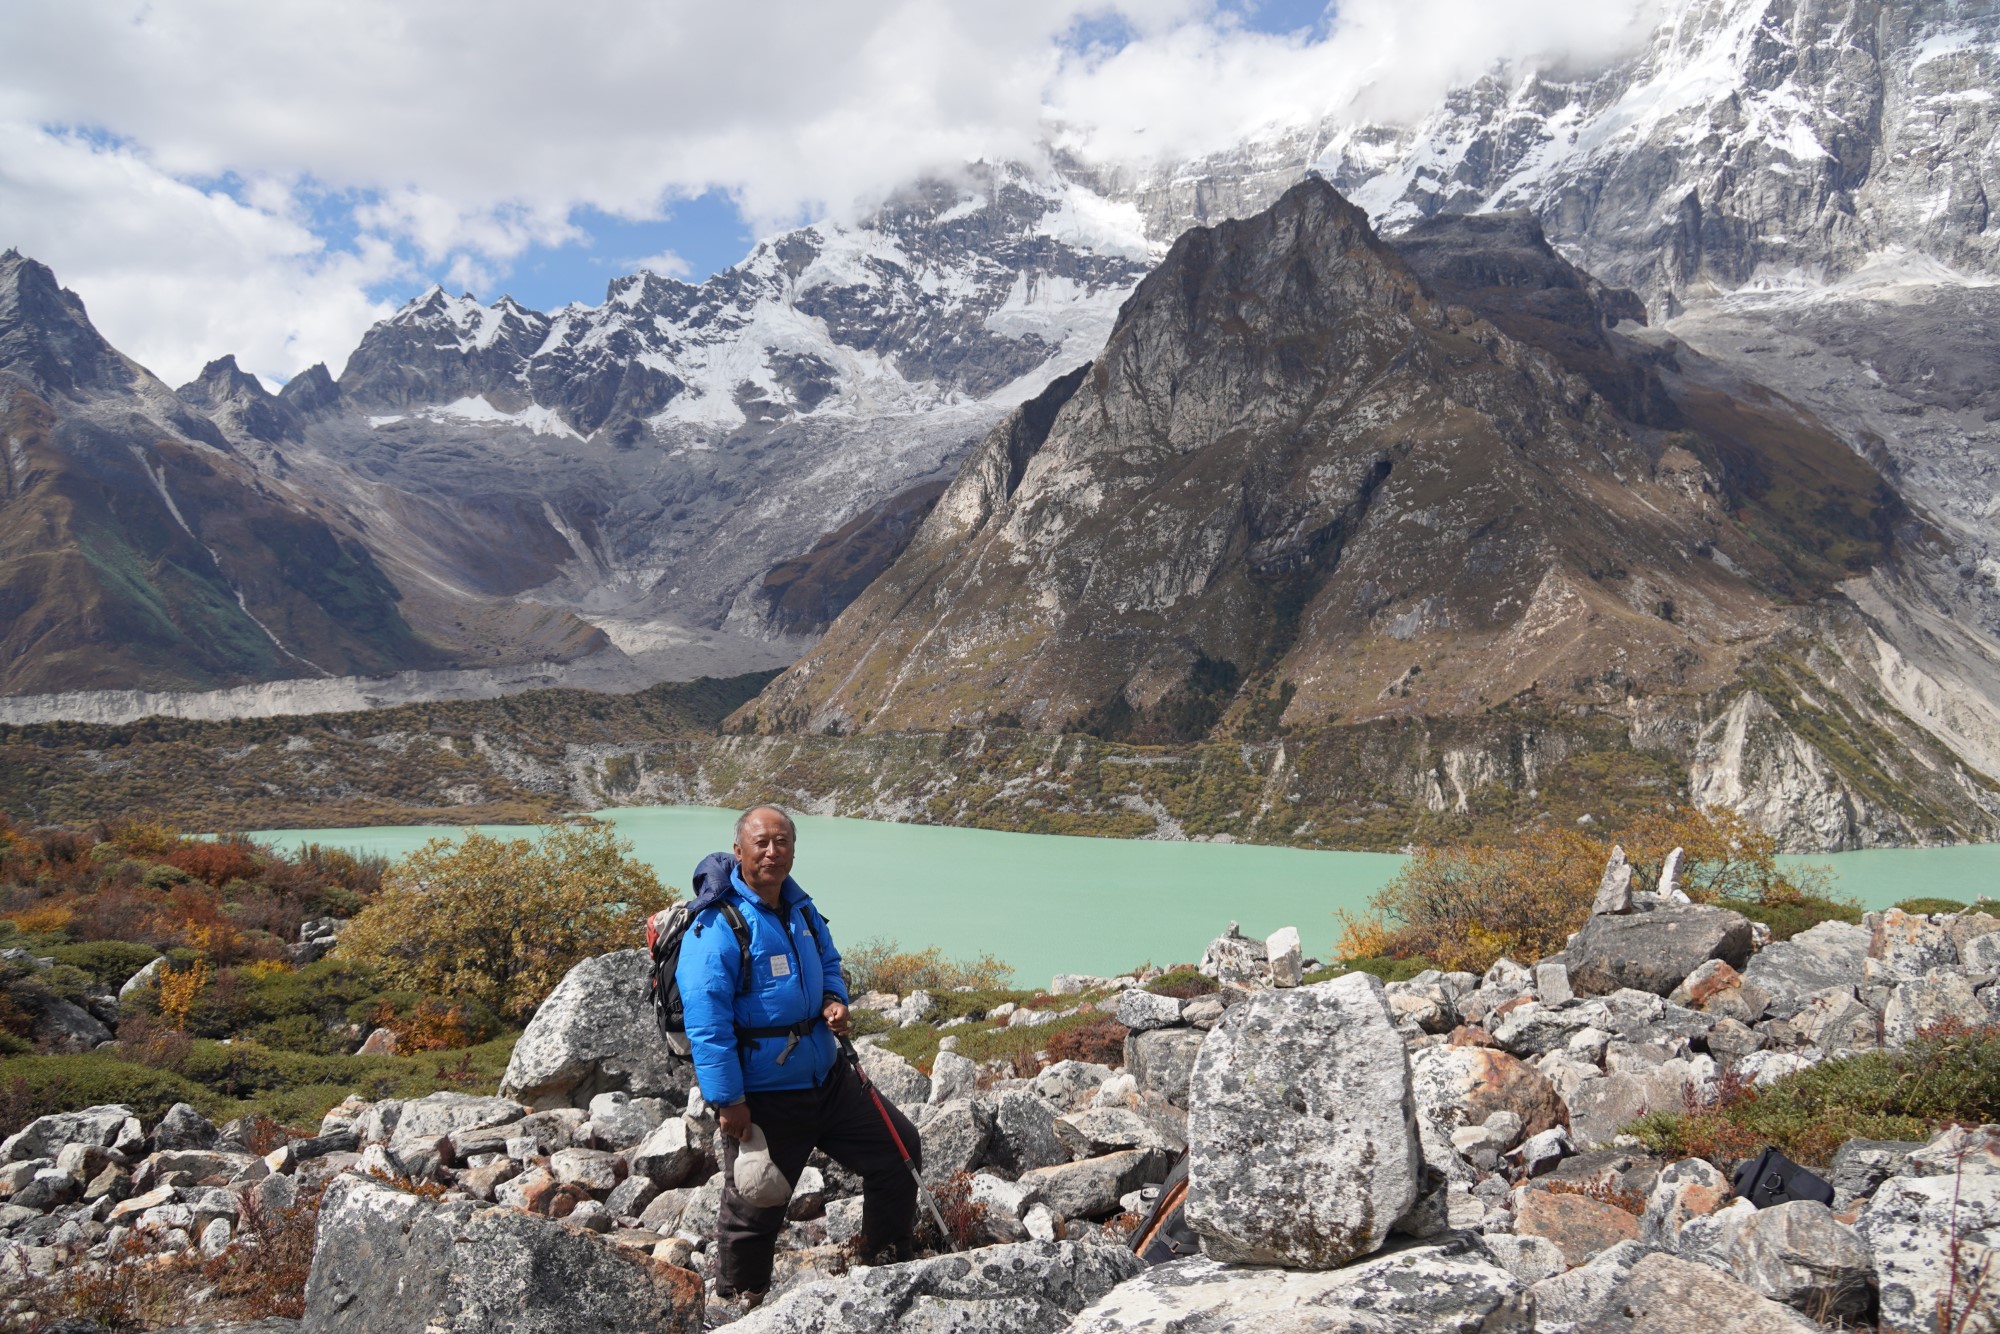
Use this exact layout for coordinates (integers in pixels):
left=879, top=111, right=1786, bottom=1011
left=737, top=1016, right=822, bottom=1066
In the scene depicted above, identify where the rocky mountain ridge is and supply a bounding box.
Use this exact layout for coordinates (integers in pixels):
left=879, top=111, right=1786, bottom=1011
left=735, top=179, right=2000, bottom=850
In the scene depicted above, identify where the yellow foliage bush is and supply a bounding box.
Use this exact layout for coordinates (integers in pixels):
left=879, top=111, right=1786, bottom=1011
left=335, top=822, right=675, bottom=1023
left=4, top=902, right=76, bottom=936
left=158, top=957, right=210, bottom=1033
left=840, top=938, right=1013, bottom=995
left=1351, top=807, right=1832, bottom=973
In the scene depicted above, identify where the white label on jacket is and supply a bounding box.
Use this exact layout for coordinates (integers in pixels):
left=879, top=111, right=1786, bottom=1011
left=770, top=955, right=791, bottom=978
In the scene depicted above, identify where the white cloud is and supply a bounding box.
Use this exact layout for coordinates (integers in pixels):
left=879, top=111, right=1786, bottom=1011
left=0, top=0, right=1662, bottom=381
left=0, top=124, right=400, bottom=385
left=628, top=250, right=694, bottom=280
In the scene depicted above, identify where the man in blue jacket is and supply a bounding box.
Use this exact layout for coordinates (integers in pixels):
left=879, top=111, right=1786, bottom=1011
left=676, top=804, right=923, bottom=1306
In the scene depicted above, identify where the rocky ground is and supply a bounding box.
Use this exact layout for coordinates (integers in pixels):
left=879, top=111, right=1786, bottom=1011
left=2, top=869, right=1995, bottom=1332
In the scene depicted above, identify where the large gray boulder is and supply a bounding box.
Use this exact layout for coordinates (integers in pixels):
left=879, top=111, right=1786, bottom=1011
left=1528, top=1239, right=1649, bottom=1334
left=1184, top=972, right=1421, bottom=1268
left=1066, top=1238, right=1526, bottom=1333
left=1882, top=969, right=1984, bottom=1047
left=1567, top=1055, right=1718, bottom=1147
left=1852, top=1141, right=2000, bottom=1333
left=728, top=1241, right=1143, bottom=1334
left=301, top=1174, right=702, bottom=1332
left=1712, top=1199, right=1875, bottom=1322
left=1741, top=921, right=1870, bottom=1019
left=499, top=950, right=690, bottom=1110
left=2, top=1105, right=140, bottom=1163
left=1564, top=903, right=1753, bottom=997
left=1590, top=1252, right=1821, bottom=1332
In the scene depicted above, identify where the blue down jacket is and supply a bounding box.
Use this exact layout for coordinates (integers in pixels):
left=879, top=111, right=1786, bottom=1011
left=674, top=852, right=848, bottom=1107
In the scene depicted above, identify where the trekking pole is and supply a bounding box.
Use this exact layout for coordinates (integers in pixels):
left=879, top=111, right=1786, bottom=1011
left=838, top=1035, right=956, bottom=1252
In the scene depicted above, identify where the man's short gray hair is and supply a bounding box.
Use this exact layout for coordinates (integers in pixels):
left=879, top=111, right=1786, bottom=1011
left=734, top=804, right=797, bottom=842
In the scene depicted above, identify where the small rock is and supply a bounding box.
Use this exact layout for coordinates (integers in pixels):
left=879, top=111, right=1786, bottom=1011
left=1114, top=989, right=1183, bottom=1032
left=1716, top=1198, right=1874, bottom=1321
left=1640, top=1157, right=1728, bottom=1248
left=549, top=1147, right=622, bottom=1194
left=151, top=1103, right=219, bottom=1152
left=1592, top=847, right=1635, bottom=915
left=604, top=1173, right=658, bottom=1219
left=1510, top=1126, right=1574, bottom=1178
left=1828, top=1136, right=1921, bottom=1209
left=1018, top=1148, right=1167, bottom=1221
left=1535, top=962, right=1574, bottom=1005
left=917, top=1098, right=992, bottom=1182
left=988, top=1089, right=1071, bottom=1174
left=1513, top=1187, right=1640, bottom=1267
left=1124, top=1028, right=1207, bottom=1106
left=926, top=1050, right=978, bottom=1105
left=1264, top=926, right=1302, bottom=988
left=356, top=1027, right=399, bottom=1055
left=629, top=1116, right=700, bottom=1189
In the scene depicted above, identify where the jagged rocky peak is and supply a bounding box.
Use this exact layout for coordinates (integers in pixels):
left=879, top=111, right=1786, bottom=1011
left=0, top=249, right=133, bottom=400
left=338, top=285, right=554, bottom=411
left=176, top=354, right=303, bottom=445
left=276, top=361, right=340, bottom=415
left=736, top=175, right=1898, bottom=742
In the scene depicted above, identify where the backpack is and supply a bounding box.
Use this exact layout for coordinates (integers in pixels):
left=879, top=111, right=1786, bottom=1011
left=1129, top=1153, right=1200, bottom=1264
left=645, top=852, right=823, bottom=1060
left=1731, top=1145, right=1834, bottom=1209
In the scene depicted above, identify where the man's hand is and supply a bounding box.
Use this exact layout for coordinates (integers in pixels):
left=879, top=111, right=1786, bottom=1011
left=719, top=1100, right=751, bottom=1142
left=823, top=999, right=852, bottom=1038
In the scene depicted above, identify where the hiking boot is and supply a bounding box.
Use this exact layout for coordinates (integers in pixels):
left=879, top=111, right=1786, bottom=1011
left=705, top=1287, right=766, bottom=1328
left=857, top=1234, right=918, bottom=1266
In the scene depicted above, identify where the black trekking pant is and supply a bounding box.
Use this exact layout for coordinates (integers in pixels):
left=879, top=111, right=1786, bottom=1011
left=715, top=1057, right=923, bottom=1295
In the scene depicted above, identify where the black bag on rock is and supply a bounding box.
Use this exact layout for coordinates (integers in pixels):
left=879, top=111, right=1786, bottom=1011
left=1731, top=1145, right=1834, bottom=1209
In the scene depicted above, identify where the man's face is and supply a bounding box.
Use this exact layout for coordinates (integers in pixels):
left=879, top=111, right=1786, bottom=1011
left=734, top=809, right=795, bottom=896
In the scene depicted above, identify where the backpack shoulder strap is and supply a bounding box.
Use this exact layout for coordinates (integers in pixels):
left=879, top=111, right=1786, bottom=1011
left=714, top=898, right=754, bottom=993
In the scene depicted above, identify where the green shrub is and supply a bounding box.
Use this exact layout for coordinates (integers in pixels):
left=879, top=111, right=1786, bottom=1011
left=0, top=1054, right=209, bottom=1134
left=1145, top=968, right=1217, bottom=999
left=1735, top=894, right=1862, bottom=942
left=45, top=940, right=159, bottom=988
left=1893, top=896, right=1968, bottom=916
left=1630, top=1020, right=2000, bottom=1168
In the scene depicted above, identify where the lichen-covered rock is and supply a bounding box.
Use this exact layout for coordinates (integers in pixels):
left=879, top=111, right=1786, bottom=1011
left=1053, top=1107, right=1185, bottom=1160
left=1066, top=1237, right=1526, bottom=1333
left=2, top=1105, right=139, bottom=1163
left=855, top=1043, right=931, bottom=1109
left=1527, top=1239, right=1649, bottom=1334
left=1564, top=904, right=1753, bottom=998
left=988, top=1089, right=1072, bottom=1174
left=729, top=1241, right=1143, bottom=1334
left=927, top=1051, right=978, bottom=1105
left=1882, top=969, right=1984, bottom=1046
left=1114, top=989, right=1183, bottom=1033
left=1853, top=1147, right=2000, bottom=1333
left=1184, top=972, right=1421, bottom=1269
left=301, top=1174, right=702, bottom=1332
left=1639, top=1157, right=1728, bottom=1248
left=1567, top=1056, right=1717, bottom=1148
left=1018, top=1148, right=1167, bottom=1221
left=1513, top=1188, right=1639, bottom=1267
left=1409, top=1044, right=1567, bottom=1186
left=918, top=1098, right=994, bottom=1183
left=1741, top=921, right=1870, bottom=1020
left=498, top=950, right=689, bottom=1109
left=1828, top=1137, right=1921, bottom=1209
left=1198, top=925, right=1268, bottom=986
left=1867, top=908, right=1959, bottom=980
left=1712, top=1199, right=1875, bottom=1322
left=1590, top=1252, right=1821, bottom=1332
left=1124, top=1028, right=1207, bottom=1107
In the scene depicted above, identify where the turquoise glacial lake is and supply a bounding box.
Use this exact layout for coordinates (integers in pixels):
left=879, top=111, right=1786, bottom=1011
left=253, top=807, right=1995, bottom=989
